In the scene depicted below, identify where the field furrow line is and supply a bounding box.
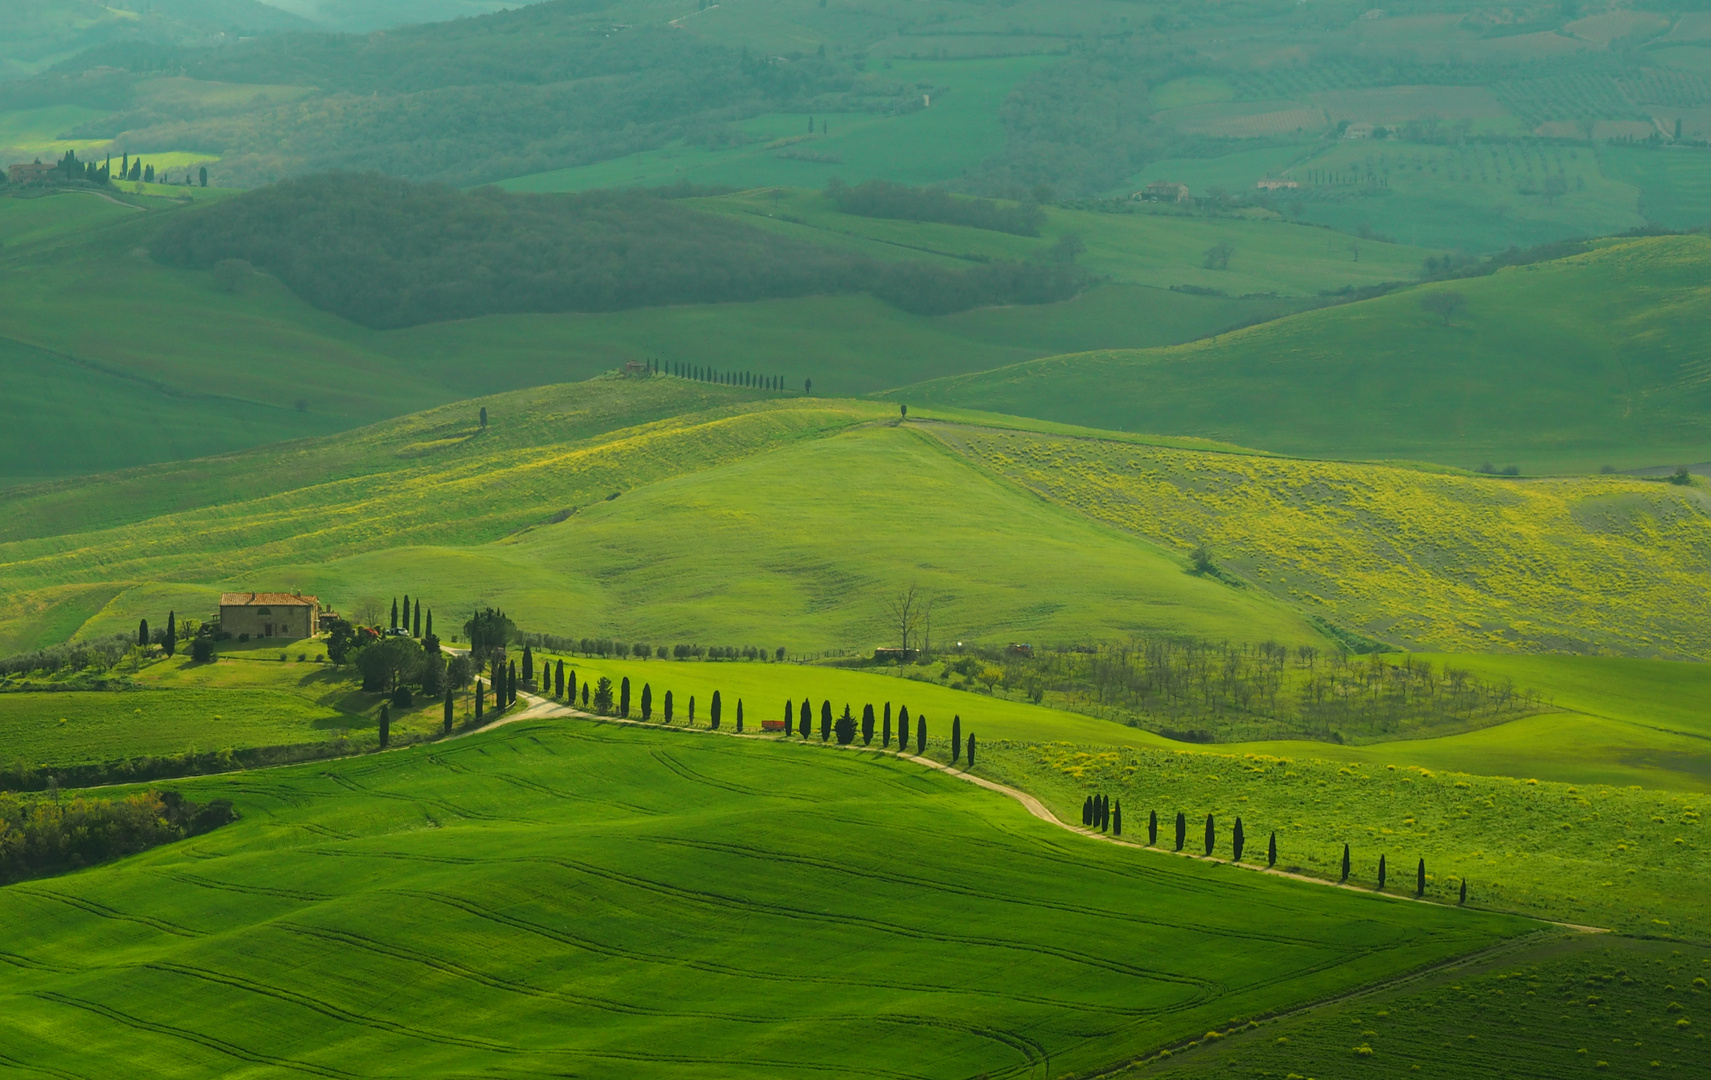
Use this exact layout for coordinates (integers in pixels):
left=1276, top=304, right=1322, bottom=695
left=11, top=888, right=205, bottom=938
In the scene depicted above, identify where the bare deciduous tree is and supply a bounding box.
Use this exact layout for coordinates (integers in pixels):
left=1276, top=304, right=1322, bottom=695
left=352, top=597, right=384, bottom=627
left=1422, top=291, right=1468, bottom=326
left=886, top=584, right=925, bottom=653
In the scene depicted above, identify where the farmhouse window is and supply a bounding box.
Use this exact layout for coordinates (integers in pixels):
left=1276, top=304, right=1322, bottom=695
left=256, top=606, right=272, bottom=615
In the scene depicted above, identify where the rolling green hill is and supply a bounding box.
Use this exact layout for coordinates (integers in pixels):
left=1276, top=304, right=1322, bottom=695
left=887, top=235, right=1711, bottom=473
left=0, top=188, right=1305, bottom=482
left=0, top=717, right=1527, bottom=1078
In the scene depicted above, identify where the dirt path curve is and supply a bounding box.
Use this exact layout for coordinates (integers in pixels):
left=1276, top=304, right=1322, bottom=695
left=477, top=698, right=1609, bottom=932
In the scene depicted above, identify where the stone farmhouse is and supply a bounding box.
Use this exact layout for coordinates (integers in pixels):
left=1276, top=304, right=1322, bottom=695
left=219, top=592, right=321, bottom=641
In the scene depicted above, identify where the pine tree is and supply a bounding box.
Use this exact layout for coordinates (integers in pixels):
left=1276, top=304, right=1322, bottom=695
left=1416, top=858, right=1426, bottom=898
left=138, top=618, right=149, bottom=647
left=1175, top=811, right=1186, bottom=851
left=861, top=703, right=875, bottom=744
left=915, top=715, right=926, bottom=754
left=443, top=686, right=454, bottom=734
left=641, top=683, right=653, bottom=721
left=1459, top=879, right=1468, bottom=905
left=1377, top=854, right=1387, bottom=891
left=379, top=703, right=391, bottom=748
left=1149, top=810, right=1158, bottom=846
left=522, top=644, right=534, bottom=684
left=835, top=704, right=856, bottom=745
left=966, top=732, right=975, bottom=769
left=1112, top=800, right=1122, bottom=836
left=664, top=689, right=674, bottom=722
left=710, top=690, right=722, bottom=729
left=1083, top=796, right=1093, bottom=826
left=951, top=715, right=962, bottom=763
left=736, top=699, right=744, bottom=733
left=1268, top=831, right=1277, bottom=868
left=882, top=703, right=892, bottom=747
left=621, top=676, right=631, bottom=718
left=1204, top=813, right=1215, bottom=856
left=1341, top=844, right=1351, bottom=882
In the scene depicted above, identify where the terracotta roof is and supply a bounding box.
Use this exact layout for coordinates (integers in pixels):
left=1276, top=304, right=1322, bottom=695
left=219, top=592, right=319, bottom=607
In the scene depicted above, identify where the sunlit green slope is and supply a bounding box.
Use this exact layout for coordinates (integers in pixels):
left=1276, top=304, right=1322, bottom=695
left=0, top=718, right=1525, bottom=1078
left=886, top=235, right=1711, bottom=473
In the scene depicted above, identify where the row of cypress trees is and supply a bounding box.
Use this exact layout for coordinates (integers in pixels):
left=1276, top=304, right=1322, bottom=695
left=391, top=595, right=434, bottom=639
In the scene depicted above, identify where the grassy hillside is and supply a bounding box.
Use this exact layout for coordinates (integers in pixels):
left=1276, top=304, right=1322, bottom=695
left=887, top=235, right=1711, bottom=473
left=923, top=421, right=1711, bottom=658
left=0, top=189, right=1296, bottom=481
left=0, top=717, right=1527, bottom=1078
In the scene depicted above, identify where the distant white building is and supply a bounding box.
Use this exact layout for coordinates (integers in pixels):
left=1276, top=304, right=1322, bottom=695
left=1343, top=122, right=1374, bottom=140
left=1256, top=178, right=1300, bottom=190
left=1134, top=180, right=1190, bottom=203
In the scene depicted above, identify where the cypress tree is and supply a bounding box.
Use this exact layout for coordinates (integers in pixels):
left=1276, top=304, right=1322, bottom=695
left=555, top=659, right=565, bottom=698
left=621, top=676, right=632, bottom=717
left=820, top=700, right=832, bottom=742
left=1111, top=800, right=1122, bottom=836
left=1416, top=857, right=1426, bottom=898
left=1095, top=795, right=1105, bottom=831
left=1459, top=879, right=1468, bottom=905
left=966, top=733, right=975, bottom=769
left=522, top=644, right=534, bottom=684
left=138, top=618, right=150, bottom=647
left=784, top=698, right=794, bottom=732
left=476, top=679, right=485, bottom=719
left=915, top=715, right=926, bottom=754
left=1377, top=854, right=1387, bottom=891
left=413, top=603, right=421, bottom=638
left=688, top=695, right=696, bottom=725
left=710, top=690, right=722, bottom=729
left=1175, top=811, right=1186, bottom=851
left=427, top=610, right=434, bottom=637
left=508, top=660, right=517, bottom=706
left=736, top=699, right=743, bottom=733
left=641, top=683, right=653, bottom=721
left=403, top=595, right=410, bottom=632
left=1082, top=796, right=1093, bottom=826
left=1148, top=810, right=1158, bottom=846
left=379, top=703, right=390, bottom=748
left=861, top=703, right=875, bottom=744
left=391, top=598, right=398, bottom=629
left=568, top=668, right=576, bottom=703
left=582, top=682, right=589, bottom=707
left=898, top=705, right=910, bottom=749
left=443, top=685, right=454, bottom=734
left=882, top=703, right=892, bottom=747
left=1232, top=818, right=1245, bottom=862
left=164, top=611, right=176, bottom=657
left=951, top=715, right=962, bottom=763
left=1268, top=831, right=1277, bottom=868
left=1204, top=813, right=1215, bottom=857
left=800, top=697, right=811, bottom=738
left=1341, top=844, right=1351, bottom=882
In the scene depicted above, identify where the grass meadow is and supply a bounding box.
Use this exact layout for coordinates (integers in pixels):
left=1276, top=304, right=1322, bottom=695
left=0, top=717, right=1528, bottom=1077
left=0, top=189, right=1296, bottom=480
left=1135, top=934, right=1711, bottom=1079
left=890, top=234, right=1711, bottom=472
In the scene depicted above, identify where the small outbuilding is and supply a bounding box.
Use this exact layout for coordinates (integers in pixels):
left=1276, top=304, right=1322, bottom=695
left=219, top=592, right=321, bottom=641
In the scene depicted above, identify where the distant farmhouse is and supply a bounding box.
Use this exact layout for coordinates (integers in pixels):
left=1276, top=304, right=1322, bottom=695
left=8, top=160, right=56, bottom=184
left=1342, top=122, right=1375, bottom=140
left=219, top=592, right=321, bottom=641
left=1256, top=177, right=1299, bottom=190
left=1135, top=180, right=1190, bottom=203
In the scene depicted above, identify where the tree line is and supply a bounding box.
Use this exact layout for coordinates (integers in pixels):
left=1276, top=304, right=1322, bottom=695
left=150, top=173, right=1090, bottom=329
left=987, top=638, right=1542, bottom=744
left=517, top=631, right=787, bottom=663
left=1077, top=793, right=1451, bottom=901
left=0, top=787, right=235, bottom=885
left=825, top=177, right=1045, bottom=236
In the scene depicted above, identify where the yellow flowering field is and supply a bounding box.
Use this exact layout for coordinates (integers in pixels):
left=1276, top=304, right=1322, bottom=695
left=931, top=424, right=1711, bottom=657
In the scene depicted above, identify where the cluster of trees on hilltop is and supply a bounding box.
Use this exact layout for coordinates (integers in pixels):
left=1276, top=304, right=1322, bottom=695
left=826, top=177, right=1046, bottom=236
left=151, top=173, right=1090, bottom=328
left=0, top=788, right=235, bottom=885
